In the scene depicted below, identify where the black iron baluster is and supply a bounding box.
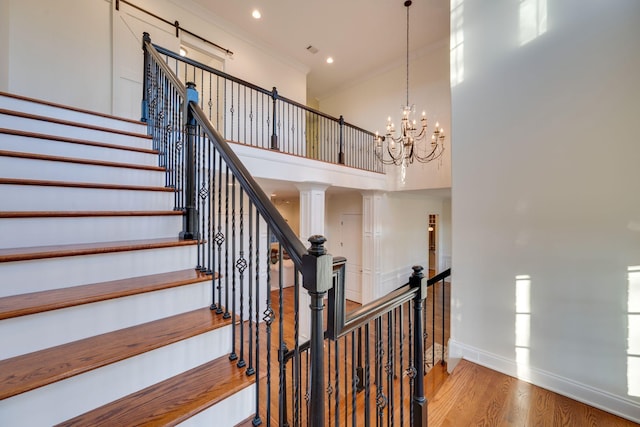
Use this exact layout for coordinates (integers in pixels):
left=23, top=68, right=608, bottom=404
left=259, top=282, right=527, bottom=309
left=264, top=228, right=274, bottom=426
left=246, top=202, right=255, bottom=375
left=327, top=341, right=333, bottom=426
left=364, top=323, right=371, bottom=427
left=387, top=311, right=394, bottom=427
left=229, top=176, right=238, bottom=361
left=411, top=266, right=427, bottom=427
left=278, top=244, right=286, bottom=426
left=399, top=304, right=405, bottom=426
left=215, top=155, right=224, bottom=315
left=375, top=317, right=384, bottom=427
left=334, top=338, right=339, bottom=427
left=270, top=87, right=278, bottom=149
left=252, top=213, right=261, bottom=426
left=210, top=149, right=218, bottom=311
left=236, top=187, right=247, bottom=368
left=293, top=266, right=301, bottom=427
left=223, top=166, right=231, bottom=319
left=351, top=330, right=357, bottom=427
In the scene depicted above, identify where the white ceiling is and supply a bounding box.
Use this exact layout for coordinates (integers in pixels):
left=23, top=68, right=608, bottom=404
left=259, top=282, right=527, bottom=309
left=190, top=0, right=450, bottom=101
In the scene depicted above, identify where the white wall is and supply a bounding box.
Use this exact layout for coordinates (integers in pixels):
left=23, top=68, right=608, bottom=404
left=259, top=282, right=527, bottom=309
left=5, top=0, right=113, bottom=113
left=1, top=0, right=307, bottom=117
left=0, top=0, right=10, bottom=91
left=319, top=40, right=452, bottom=192
left=450, top=0, right=640, bottom=421
left=379, top=192, right=444, bottom=295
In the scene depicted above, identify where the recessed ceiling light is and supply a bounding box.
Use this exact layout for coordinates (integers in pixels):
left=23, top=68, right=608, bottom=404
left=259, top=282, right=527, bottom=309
left=252, top=9, right=261, bottom=19
left=326, top=57, right=334, bottom=64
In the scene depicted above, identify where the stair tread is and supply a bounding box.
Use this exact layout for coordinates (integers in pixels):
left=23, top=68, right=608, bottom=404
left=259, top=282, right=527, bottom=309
left=0, top=269, right=215, bottom=320
left=0, top=149, right=165, bottom=171
left=0, top=108, right=151, bottom=139
left=0, top=91, right=145, bottom=126
left=58, top=356, right=253, bottom=427
left=0, top=237, right=198, bottom=263
left=0, top=177, right=175, bottom=192
left=0, top=127, right=158, bottom=154
left=0, top=210, right=184, bottom=218
left=0, top=307, right=232, bottom=400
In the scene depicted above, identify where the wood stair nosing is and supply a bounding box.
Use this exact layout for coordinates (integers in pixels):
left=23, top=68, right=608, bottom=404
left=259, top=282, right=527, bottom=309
left=0, top=307, right=233, bottom=400
left=0, top=237, right=199, bottom=263
left=0, top=210, right=184, bottom=219
left=0, top=268, right=217, bottom=320
left=0, top=108, right=152, bottom=140
left=0, top=91, right=145, bottom=126
left=0, top=149, right=165, bottom=172
left=0, top=127, right=158, bottom=155
left=57, top=355, right=255, bottom=427
left=0, top=177, right=175, bottom=192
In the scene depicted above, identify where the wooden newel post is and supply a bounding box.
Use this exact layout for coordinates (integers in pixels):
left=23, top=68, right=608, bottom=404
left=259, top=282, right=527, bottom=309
left=410, top=265, right=428, bottom=427
left=302, top=235, right=333, bottom=427
left=270, top=86, right=279, bottom=150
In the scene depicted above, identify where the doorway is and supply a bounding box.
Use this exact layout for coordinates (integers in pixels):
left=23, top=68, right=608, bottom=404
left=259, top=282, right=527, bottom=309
left=428, top=214, right=438, bottom=277
left=340, top=213, right=363, bottom=303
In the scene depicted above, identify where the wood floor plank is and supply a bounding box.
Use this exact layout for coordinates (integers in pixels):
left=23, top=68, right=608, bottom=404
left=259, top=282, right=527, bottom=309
left=57, top=356, right=253, bottom=427
left=0, top=237, right=198, bottom=263
left=428, top=360, right=638, bottom=427
left=0, top=307, right=232, bottom=400
left=0, top=269, right=215, bottom=320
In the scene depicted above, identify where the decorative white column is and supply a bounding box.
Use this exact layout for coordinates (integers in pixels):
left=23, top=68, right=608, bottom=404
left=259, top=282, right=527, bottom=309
left=361, top=191, right=384, bottom=303
left=296, top=182, right=329, bottom=342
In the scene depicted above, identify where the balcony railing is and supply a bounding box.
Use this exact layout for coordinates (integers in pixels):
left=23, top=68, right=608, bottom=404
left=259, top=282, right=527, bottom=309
left=150, top=44, right=383, bottom=174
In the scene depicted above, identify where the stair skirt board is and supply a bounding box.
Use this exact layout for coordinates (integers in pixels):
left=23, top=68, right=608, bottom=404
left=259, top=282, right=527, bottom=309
left=0, top=184, right=175, bottom=211
left=0, top=215, right=183, bottom=248
left=0, top=131, right=158, bottom=166
left=0, top=281, right=212, bottom=359
left=0, top=93, right=147, bottom=134
left=0, top=245, right=197, bottom=296
left=0, top=328, right=232, bottom=427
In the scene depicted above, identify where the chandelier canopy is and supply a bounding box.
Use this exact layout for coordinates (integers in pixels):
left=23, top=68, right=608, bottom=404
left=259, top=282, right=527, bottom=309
left=375, top=0, right=445, bottom=168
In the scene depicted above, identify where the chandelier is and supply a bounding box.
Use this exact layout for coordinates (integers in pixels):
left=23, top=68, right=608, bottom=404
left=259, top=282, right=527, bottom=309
left=374, top=0, right=445, bottom=168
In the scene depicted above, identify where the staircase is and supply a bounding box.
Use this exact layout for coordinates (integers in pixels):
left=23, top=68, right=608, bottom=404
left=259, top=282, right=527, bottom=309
left=0, top=92, right=254, bottom=426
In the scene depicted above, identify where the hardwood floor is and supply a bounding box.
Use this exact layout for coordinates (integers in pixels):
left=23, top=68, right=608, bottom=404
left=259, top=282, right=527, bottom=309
left=429, top=360, right=637, bottom=426
left=235, top=282, right=637, bottom=426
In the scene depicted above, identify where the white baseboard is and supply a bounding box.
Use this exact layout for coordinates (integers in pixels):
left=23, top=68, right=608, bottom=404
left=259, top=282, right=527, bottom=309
left=448, top=339, right=640, bottom=424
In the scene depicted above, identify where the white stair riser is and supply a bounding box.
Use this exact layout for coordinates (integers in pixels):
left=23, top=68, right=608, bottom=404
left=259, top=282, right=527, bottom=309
left=0, top=113, right=151, bottom=150
left=0, top=184, right=175, bottom=211
left=0, top=215, right=182, bottom=249
left=0, top=327, right=232, bottom=427
left=0, top=95, right=147, bottom=134
left=0, top=156, right=165, bottom=187
left=0, top=245, right=198, bottom=297
left=0, top=281, right=214, bottom=359
left=0, top=132, right=158, bottom=166
left=178, top=385, right=255, bottom=427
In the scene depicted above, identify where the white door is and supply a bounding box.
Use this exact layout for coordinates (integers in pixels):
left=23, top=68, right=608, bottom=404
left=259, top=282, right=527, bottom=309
left=340, top=213, right=363, bottom=303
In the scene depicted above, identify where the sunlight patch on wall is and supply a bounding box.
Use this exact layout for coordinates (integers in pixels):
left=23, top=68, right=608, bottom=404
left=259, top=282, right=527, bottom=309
left=628, top=265, right=640, bottom=397
left=450, top=0, right=465, bottom=87
left=515, top=274, right=531, bottom=380
left=519, top=0, right=548, bottom=46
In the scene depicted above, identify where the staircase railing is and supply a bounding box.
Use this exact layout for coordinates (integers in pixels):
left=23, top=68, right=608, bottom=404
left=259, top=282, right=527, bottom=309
left=148, top=42, right=383, bottom=173
left=142, top=32, right=449, bottom=426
